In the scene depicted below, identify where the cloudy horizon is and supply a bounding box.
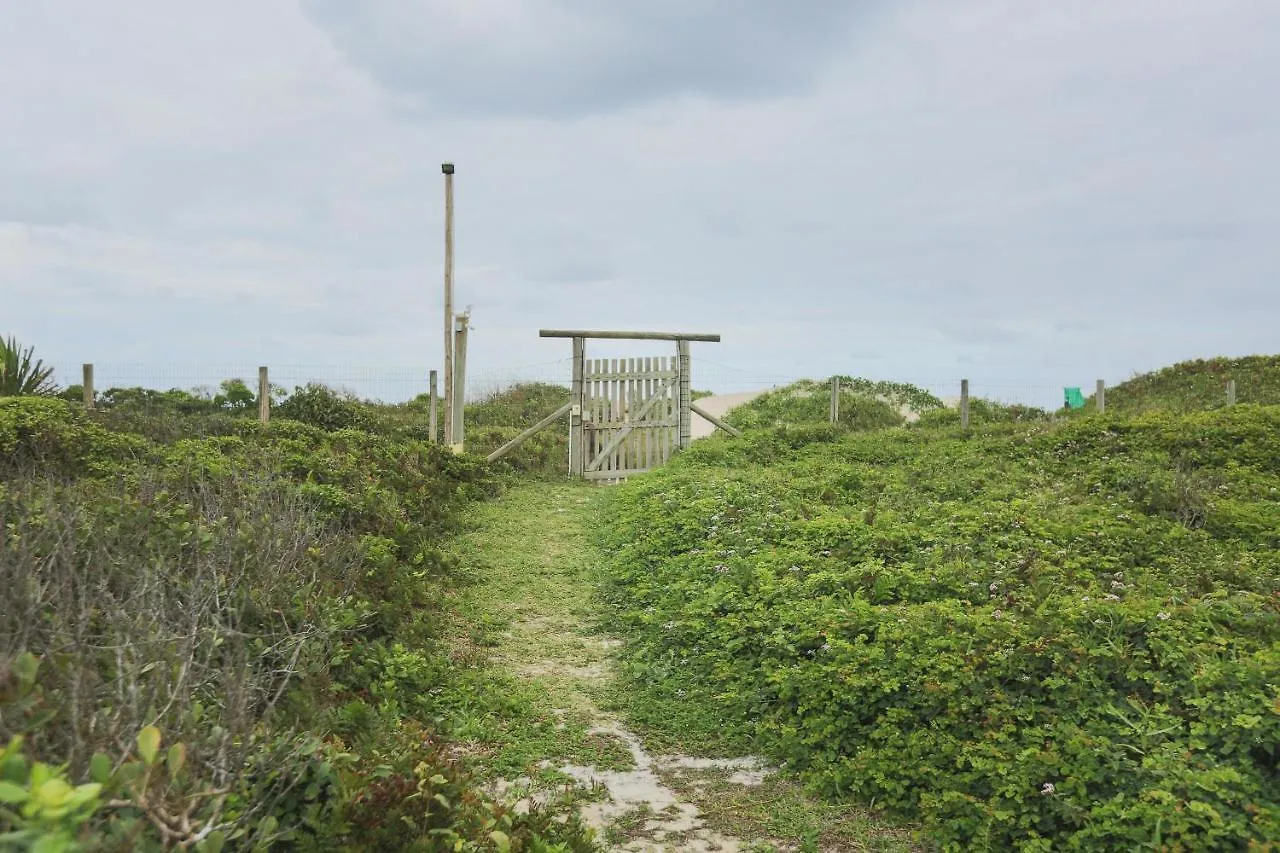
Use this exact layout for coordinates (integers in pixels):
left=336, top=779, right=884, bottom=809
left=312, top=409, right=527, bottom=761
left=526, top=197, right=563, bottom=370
left=3, top=1, right=1277, bottom=408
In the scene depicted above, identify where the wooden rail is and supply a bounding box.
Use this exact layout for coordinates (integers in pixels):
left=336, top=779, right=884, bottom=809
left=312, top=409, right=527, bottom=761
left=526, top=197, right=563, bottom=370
left=539, top=329, right=721, bottom=342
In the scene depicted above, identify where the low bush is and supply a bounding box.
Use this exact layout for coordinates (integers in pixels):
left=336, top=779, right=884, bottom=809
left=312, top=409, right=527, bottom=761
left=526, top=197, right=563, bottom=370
left=601, top=405, right=1280, bottom=850
left=0, top=397, right=593, bottom=850
left=726, top=377, right=941, bottom=432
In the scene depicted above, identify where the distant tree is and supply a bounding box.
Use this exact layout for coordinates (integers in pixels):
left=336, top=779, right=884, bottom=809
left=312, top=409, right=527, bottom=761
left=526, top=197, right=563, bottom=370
left=0, top=336, right=58, bottom=397
left=214, top=378, right=256, bottom=411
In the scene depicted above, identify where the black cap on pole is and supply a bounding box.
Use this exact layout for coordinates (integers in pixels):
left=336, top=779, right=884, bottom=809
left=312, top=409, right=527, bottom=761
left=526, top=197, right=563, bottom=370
left=441, top=162, right=455, bottom=175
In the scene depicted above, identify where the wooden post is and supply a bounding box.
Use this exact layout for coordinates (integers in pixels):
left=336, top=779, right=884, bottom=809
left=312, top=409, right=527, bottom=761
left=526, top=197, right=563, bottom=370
left=451, top=312, right=468, bottom=452
left=428, top=369, right=438, bottom=442
left=82, top=363, right=94, bottom=409
left=960, top=379, right=970, bottom=430
left=689, top=401, right=743, bottom=438
left=487, top=402, right=573, bottom=462
left=1096, top=379, right=1106, bottom=414
left=442, top=162, right=455, bottom=445
left=1226, top=379, right=1237, bottom=406
left=569, top=337, right=585, bottom=477
left=258, top=366, right=270, bottom=424
left=830, top=377, right=841, bottom=424
left=676, top=339, right=692, bottom=450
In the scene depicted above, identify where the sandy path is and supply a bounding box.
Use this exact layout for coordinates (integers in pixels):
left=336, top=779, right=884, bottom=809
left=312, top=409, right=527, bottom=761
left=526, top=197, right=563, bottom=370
left=453, top=483, right=771, bottom=851
left=690, top=391, right=770, bottom=440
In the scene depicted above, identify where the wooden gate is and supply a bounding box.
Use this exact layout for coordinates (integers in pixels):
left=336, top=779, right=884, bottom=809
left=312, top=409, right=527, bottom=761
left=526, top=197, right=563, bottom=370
left=486, top=330, right=739, bottom=482
left=582, top=357, right=678, bottom=482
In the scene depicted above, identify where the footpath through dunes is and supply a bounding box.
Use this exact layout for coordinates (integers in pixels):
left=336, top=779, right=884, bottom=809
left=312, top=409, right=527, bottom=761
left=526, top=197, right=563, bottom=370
left=446, top=480, right=916, bottom=852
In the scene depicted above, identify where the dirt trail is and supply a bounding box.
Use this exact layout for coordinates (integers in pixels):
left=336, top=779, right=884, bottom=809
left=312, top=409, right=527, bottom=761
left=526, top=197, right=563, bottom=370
left=452, top=482, right=771, bottom=851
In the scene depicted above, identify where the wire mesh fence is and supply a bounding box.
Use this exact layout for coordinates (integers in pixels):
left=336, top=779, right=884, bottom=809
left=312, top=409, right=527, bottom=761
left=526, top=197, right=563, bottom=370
left=45, top=355, right=1258, bottom=449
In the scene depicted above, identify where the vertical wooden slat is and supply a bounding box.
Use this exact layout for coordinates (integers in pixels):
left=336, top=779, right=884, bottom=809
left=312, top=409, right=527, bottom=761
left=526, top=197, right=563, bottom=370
left=610, top=358, right=619, bottom=475
left=640, top=353, right=650, bottom=471
left=617, top=357, right=624, bottom=476
left=592, top=358, right=602, bottom=474
left=960, top=379, right=970, bottom=430
left=624, top=357, right=635, bottom=472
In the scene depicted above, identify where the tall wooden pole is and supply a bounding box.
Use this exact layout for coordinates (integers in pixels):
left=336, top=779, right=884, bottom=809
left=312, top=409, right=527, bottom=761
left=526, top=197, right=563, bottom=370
left=442, top=162, right=455, bottom=444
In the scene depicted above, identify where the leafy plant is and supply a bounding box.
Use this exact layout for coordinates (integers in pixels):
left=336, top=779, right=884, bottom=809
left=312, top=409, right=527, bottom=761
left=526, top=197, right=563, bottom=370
left=0, top=396, right=590, bottom=850
left=0, top=337, right=57, bottom=398
left=601, top=405, right=1280, bottom=850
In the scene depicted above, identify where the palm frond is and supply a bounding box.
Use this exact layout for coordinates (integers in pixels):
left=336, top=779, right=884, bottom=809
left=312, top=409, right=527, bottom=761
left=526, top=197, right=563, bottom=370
left=0, top=335, right=59, bottom=397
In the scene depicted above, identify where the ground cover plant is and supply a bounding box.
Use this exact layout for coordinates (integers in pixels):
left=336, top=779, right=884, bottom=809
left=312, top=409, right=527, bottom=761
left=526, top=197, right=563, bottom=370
left=1, top=394, right=596, bottom=851
left=726, top=377, right=943, bottom=432
left=1095, top=355, right=1280, bottom=414
left=462, top=383, right=571, bottom=477
left=600, top=404, right=1280, bottom=850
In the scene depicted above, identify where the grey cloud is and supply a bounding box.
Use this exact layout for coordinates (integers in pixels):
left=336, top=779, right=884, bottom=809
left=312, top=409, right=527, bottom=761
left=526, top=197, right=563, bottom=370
left=301, top=0, right=882, bottom=118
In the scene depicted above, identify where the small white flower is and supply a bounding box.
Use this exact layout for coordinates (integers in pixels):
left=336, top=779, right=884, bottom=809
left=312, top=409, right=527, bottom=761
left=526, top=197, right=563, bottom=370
left=1041, top=782, right=1056, bottom=795
left=1111, top=580, right=1125, bottom=589
left=1081, top=596, right=1091, bottom=602
left=992, top=610, right=1003, bottom=620
left=1157, top=612, right=1170, bottom=621
left=1105, top=593, right=1121, bottom=601
left=989, top=582, right=1000, bottom=592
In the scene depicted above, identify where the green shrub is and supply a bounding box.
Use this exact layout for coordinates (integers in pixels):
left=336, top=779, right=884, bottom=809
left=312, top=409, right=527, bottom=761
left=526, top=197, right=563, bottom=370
left=275, top=383, right=375, bottom=432
left=726, top=377, right=940, bottom=432
left=915, top=399, right=1050, bottom=428
left=1096, top=354, right=1280, bottom=414
left=601, top=406, right=1280, bottom=850
left=0, top=396, right=588, bottom=850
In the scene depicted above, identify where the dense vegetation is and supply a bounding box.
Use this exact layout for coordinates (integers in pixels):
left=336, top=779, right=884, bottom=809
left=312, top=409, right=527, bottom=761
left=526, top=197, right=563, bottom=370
left=601, top=406, right=1280, bottom=849
left=0, top=394, right=593, bottom=851
left=1099, top=355, right=1280, bottom=414
left=726, top=377, right=944, bottom=432
left=462, top=383, right=570, bottom=477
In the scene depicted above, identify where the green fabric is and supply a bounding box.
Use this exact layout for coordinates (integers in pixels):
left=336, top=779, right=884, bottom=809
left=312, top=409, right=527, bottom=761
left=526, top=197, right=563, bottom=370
left=1063, top=387, right=1087, bottom=409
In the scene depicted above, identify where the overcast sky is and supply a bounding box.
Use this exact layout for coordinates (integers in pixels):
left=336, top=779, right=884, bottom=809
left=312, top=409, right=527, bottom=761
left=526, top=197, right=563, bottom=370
left=3, top=1, right=1277, bottom=405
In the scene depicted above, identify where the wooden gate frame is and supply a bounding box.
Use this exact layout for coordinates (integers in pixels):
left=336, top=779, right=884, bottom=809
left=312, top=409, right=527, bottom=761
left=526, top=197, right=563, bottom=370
left=540, top=330, right=727, bottom=478
left=486, top=330, right=742, bottom=477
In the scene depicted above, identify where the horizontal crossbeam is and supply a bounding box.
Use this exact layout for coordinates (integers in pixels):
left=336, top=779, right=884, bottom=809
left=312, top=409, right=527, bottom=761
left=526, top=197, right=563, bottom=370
left=540, top=329, right=721, bottom=342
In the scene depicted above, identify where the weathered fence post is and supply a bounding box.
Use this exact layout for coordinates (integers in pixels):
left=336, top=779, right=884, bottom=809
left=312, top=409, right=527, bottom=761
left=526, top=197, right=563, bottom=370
left=258, top=366, right=270, bottom=424
left=82, top=363, right=94, bottom=409
left=829, top=377, right=841, bottom=424
left=451, top=313, right=469, bottom=452
left=1226, top=379, right=1237, bottom=406
left=960, top=379, right=970, bottom=430
left=428, top=369, right=438, bottom=442
left=569, top=337, right=586, bottom=477
left=676, top=339, right=692, bottom=450
left=1096, top=379, right=1106, bottom=414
